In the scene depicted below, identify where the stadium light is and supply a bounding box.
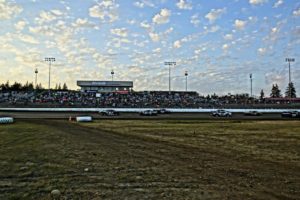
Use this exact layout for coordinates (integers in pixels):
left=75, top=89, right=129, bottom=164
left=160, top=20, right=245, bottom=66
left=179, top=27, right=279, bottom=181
left=185, top=71, right=188, bottom=92
left=111, top=70, right=114, bottom=81
left=44, top=57, right=55, bottom=96
left=164, top=61, right=176, bottom=93
left=250, top=73, right=253, bottom=98
left=285, top=58, right=295, bottom=98
left=35, top=68, right=38, bottom=89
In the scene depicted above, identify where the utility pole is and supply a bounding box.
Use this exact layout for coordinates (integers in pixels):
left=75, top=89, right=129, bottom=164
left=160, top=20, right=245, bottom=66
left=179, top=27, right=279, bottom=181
left=285, top=58, right=295, bottom=98
left=185, top=71, right=188, bottom=92
left=250, top=73, right=253, bottom=98
left=44, top=57, right=55, bottom=96
left=164, top=61, right=176, bottom=93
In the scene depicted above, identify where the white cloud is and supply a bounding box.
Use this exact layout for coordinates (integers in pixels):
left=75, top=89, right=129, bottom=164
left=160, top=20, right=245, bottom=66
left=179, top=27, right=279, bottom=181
left=140, top=21, right=151, bottom=29
left=133, top=1, right=144, bottom=8
left=190, top=14, right=200, bottom=27
left=234, top=19, right=247, bottom=30
left=205, top=8, right=226, bottom=23
left=293, top=8, right=300, bottom=17
left=176, top=0, right=192, bottom=10
left=222, top=44, right=229, bottom=51
left=273, top=0, right=283, bottom=8
left=224, top=34, right=233, bottom=40
left=72, top=18, right=95, bottom=29
left=249, top=0, right=268, bottom=5
left=89, top=0, right=119, bottom=23
left=173, top=40, right=182, bottom=48
left=257, top=47, right=267, bottom=55
left=14, top=20, right=27, bottom=31
left=0, top=0, right=23, bottom=20
left=152, top=9, right=171, bottom=25
left=110, top=28, right=128, bottom=37
left=149, top=32, right=160, bottom=42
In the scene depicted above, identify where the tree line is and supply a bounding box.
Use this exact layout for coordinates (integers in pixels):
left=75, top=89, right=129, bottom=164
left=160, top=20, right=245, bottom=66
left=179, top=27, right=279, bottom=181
left=0, top=81, right=68, bottom=92
left=262, top=82, right=297, bottom=98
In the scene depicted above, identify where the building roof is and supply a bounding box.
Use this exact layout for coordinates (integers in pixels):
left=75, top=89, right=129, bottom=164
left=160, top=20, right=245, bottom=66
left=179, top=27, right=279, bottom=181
left=77, top=80, right=133, bottom=87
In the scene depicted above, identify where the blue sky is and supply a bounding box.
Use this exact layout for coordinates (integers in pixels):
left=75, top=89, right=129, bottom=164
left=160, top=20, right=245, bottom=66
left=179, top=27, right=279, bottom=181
left=0, top=0, right=299, bottom=96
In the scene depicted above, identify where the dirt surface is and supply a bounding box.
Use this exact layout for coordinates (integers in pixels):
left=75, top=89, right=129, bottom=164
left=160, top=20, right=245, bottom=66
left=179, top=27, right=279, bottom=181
left=0, top=119, right=299, bottom=199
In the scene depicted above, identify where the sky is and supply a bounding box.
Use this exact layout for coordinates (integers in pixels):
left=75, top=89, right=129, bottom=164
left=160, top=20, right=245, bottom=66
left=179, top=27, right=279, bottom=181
left=0, top=0, right=299, bottom=96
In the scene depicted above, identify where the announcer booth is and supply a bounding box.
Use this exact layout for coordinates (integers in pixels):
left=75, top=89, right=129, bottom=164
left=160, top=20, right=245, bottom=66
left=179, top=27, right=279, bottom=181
left=77, top=80, right=133, bottom=93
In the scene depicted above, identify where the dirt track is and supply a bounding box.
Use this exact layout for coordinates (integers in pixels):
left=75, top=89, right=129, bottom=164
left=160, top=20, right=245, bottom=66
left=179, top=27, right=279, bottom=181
left=1, top=119, right=299, bottom=199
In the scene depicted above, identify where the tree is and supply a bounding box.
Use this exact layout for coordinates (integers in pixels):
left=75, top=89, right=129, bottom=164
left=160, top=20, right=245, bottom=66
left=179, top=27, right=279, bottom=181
left=260, top=89, right=265, bottom=100
left=270, top=84, right=281, bottom=98
left=58, top=83, right=62, bottom=91
left=11, top=82, right=22, bottom=91
left=285, top=82, right=296, bottom=98
left=62, top=83, right=68, bottom=91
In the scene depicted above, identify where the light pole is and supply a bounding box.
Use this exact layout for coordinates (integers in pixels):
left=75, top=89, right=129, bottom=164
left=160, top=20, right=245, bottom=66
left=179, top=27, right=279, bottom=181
left=285, top=58, right=295, bottom=98
left=111, top=70, right=114, bottom=81
left=185, top=71, right=188, bottom=92
left=164, top=61, right=176, bottom=93
left=44, top=57, right=55, bottom=96
left=250, top=73, right=253, bottom=98
left=35, top=68, right=38, bottom=89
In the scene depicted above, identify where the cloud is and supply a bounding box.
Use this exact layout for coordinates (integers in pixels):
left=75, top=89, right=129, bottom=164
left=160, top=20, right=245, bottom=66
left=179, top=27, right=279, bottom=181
left=224, top=34, right=233, bottom=40
left=205, top=8, right=226, bottom=23
left=149, top=32, right=160, bottom=42
left=234, top=19, right=247, bottom=30
left=14, top=20, right=27, bottom=31
left=293, top=8, right=300, bottom=17
left=0, top=0, right=23, bottom=20
left=190, top=14, right=200, bottom=27
left=273, top=0, right=283, bottom=8
left=133, top=1, right=144, bottom=8
left=110, top=28, right=128, bottom=37
left=222, top=44, right=229, bottom=51
left=89, top=0, right=119, bottom=23
left=176, top=0, right=192, bottom=10
left=152, top=9, right=171, bottom=24
left=249, top=0, right=268, bottom=5
left=257, top=47, right=267, bottom=55
left=72, top=18, right=96, bottom=29
left=173, top=40, right=181, bottom=48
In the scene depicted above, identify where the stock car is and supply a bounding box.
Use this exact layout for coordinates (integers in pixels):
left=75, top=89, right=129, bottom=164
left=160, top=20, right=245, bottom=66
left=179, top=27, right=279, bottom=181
left=244, top=111, right=263, bottom=116
left=281, top=111, right=300, bottom=118
left=100, top=109, right=120, bottom=116
left=140, top=110, right=157, bottom=116
left=153, top=108, right=171, bottom=114
left=211, top=109, right=232, bottom=117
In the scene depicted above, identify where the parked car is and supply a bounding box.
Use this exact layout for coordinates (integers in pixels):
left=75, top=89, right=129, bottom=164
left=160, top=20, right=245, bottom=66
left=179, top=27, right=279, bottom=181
left=281, top=111, right=299, bottom=118
left=211, top=109, right=232, bottom=117
left=140, top=110, right=157, bottom=116
left=244, top=111, right=262, bottom=116
left=100, top=109, right=119, bottom=116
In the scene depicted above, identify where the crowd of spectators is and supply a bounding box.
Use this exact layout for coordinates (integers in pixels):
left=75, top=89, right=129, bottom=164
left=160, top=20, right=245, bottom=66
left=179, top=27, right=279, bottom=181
left=1, top=90, right=300, bottom=108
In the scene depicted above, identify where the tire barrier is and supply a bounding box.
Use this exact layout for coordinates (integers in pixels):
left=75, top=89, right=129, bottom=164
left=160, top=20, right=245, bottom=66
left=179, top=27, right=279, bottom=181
left=76, top=116, right=92, bottom=122
left=0, top=117, right=14, bottom=124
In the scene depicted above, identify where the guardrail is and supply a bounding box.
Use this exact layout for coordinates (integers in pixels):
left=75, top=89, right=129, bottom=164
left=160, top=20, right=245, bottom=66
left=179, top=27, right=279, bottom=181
left=0, top=107, right=299, bottom=113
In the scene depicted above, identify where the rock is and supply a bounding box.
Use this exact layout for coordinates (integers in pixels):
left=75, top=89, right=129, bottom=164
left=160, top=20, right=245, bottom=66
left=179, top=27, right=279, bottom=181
left=51, top=189, right=61, bottom=198
left=84, top=168, right=89, bottom=172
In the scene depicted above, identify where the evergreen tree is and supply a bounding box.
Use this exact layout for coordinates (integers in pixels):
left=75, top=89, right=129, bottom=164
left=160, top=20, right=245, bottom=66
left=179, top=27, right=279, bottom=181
left=285, top=82, right=296, bottom=98
left=260, top=89, right=264, bottom=100
left=270, top=84, right=281, bottom=98
left=62, top=83, right=68, bottom=91
left=58, top=83, right=62, bottom=91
